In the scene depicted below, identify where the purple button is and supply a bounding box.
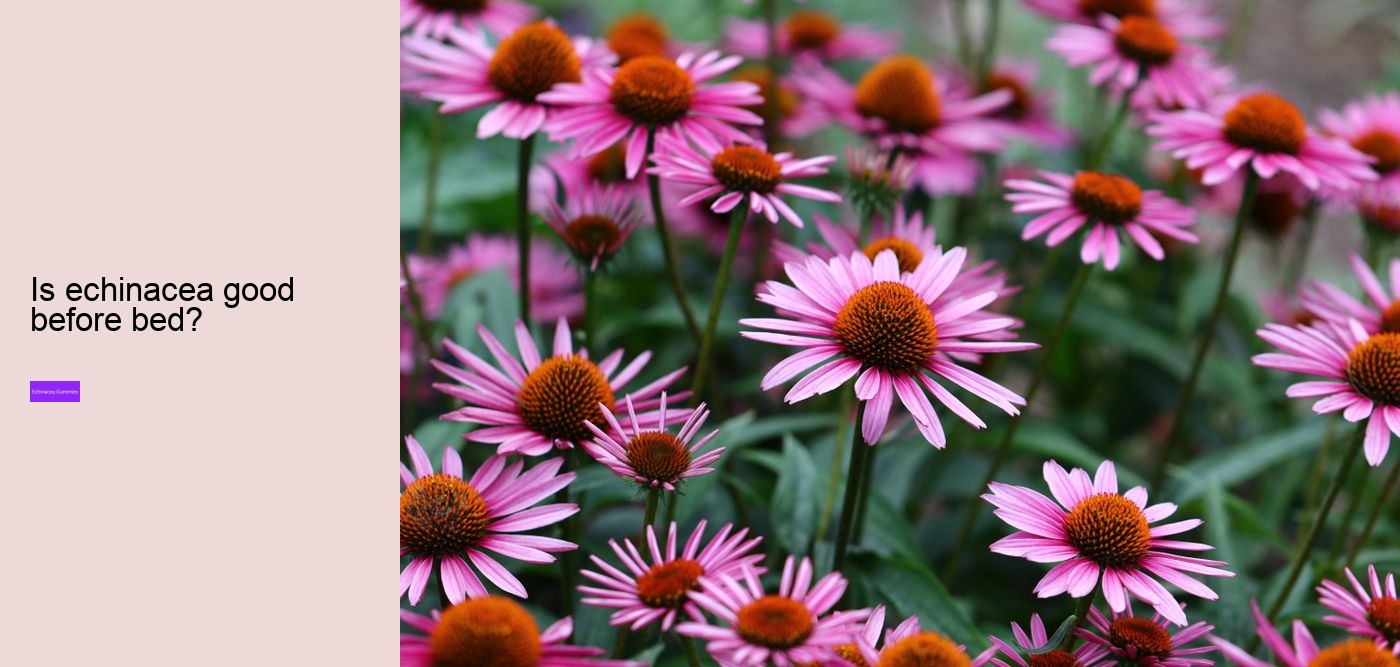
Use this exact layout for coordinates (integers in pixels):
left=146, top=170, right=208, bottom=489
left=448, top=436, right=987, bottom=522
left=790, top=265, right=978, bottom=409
left=31, top=380, right=80, bottom=402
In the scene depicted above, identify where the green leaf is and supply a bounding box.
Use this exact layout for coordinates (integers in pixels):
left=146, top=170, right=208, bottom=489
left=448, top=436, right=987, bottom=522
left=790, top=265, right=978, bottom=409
left=862, top=493, right=925, bottom=563
left=674, top=412, right=836, bottom=523
left=1029, top=616, right=1079, bottom=654
left=1013, top=422, right=1147, bottom=488
left=1204, top=477, right=1251, bottom=642
left=1168, top=420, right=1329, bottom=503
left=864, top=555, right=984, bottom=649
left=772, top=435, right=820, bottom=554
left=445, top=268, right=520, bottom=345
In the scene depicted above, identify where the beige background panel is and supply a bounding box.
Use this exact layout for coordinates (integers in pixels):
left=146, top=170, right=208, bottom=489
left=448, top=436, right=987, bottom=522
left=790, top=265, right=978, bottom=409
left=0, top=2, right=395, bottom=664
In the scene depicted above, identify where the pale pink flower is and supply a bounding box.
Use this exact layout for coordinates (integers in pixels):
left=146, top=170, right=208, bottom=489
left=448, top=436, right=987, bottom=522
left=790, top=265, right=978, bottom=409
left=578, top=520, right=764, bottom=631
left=1048, top=15, right=1221, bottom=110
left=1319, top=92, right=1400, bottom=190
left=1078, top=604, right=1216, bottom=667
left=854, top=612, right=999, bottom=667
left=399, top=0, right=535, bottom=40
left=649, top=139, right=840, bottom=227
left=741, top=249, right=1037, bottom=448
left=1004, top=170, right=1198, bottom=270
left=401, top=596, right=642, bottom=667
left=971, top=60, right=1075, bottom=148
left=1253, top=317, right=1400, bottom=466
left=1148, top=92, right=1377, bottom=191
left=725, top=10, right=898, bottom=63
left=1212, top=600, right=1400, bottom=667
left=1301, top=253, right=1400, bottom=334
left=676, top=556, right=869, bottom=666
left=985, top=460, right=1233, bottom=626
left=583, top=393, right=723, bottom=490
left=399, top=436, right=576, bottom=604
left=540, top=52, right=763, bottom=178
left=400, top=22, right=613, bottom=138
left=1317, top=565, right=1400, bottom=653
left=541, top=185, right=642, bottom=271
left=1021, top=0, right=1225, bottom=39
left=432, top=318, right=687, bottom=456
left=405, top=233, right=581, bottom=322
left=990, top=613, right=1113, bottom=667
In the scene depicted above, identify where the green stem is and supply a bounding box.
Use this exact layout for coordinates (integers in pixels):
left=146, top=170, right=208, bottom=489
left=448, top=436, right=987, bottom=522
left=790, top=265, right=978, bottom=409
left=1220, top=0, right=1259, bottom=63
left=1284, top=200, right=1320, bottom=290
left=1263, top=424, right=1365, bottom=625
left=975, top=0, right=1003, bottom=86
left=817, top=391, right=856, bottom=539
left=680, top=635, right=704, bottom=667
left=611, top=627, right=631, bottom=659
left=1062, top=591, right=1098, bottom=650
left=643, top=487, right=661, bottom=530
left=646, top=127, right=702, bottom=342
left=1151, top=170, right=1259, bottom=489
left=1329, top=464, right=1371, bottom=564
left=833, top=401, right=869, bottom=572
left=584, top=270, right=599, bottom=358
left=944, top=260, right=1094, bottom=579
left=419, top=111, right=444, bottom=254
left=516, top=134, right=537, bottom=329
left=1303, top=415, right=1338, bottom=518
left=852, top=430, right=878, bottom=542
left=1088, top=80, right=1142, bottom=170
left=1347, top=459, right=1400, bottom=568
left=952, top=0, right=973, bottom=68
left=691, top=207, right=747, bottom=400
left=399, top=244, right=435, bottom=359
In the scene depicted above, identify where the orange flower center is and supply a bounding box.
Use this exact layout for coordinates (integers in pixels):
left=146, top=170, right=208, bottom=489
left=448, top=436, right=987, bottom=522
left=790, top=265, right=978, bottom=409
left=787, top=10, right=842, bottom=50
left=420, top=0, right=490, bottom=12
left=430, top=596, right=544, bottom=667
left=863, top=237, right=926, bottom=273
left=1353, top=129, right=1400, bottom=175
left=1346, top=333, right=1400, bottom=406
left=625, top=431, right=692, bottom=483
left=401, top=474, right=489, bottom=557
left=712, top=146, right=784, bottom=194
left=607, top=14, right=669, bottom=64
left=1363, top=201, right=1400, bottom=235
left=1109, top=616, right=1174, bottom=659
left=586, top=144, right=629, bottom=184
left=733, top=66, right=800, bottom=121
left=516, top=355, right=617, bottom=443
left=1064, top=493, right=1152, bottom=567
left=1380, top=301, right=1400, bottom=334
left=1078, top=0, right=1157, bottom=19
left=835, top=643, right=871, bottom=667
left=878, top=631, right=971, bottom=667
left=1223, top=93, right=1307, bottom=155
left=982, top=71, right=1033, bottom=119
left=1030, top=650, right=1085, bottom=667
left=1071, top=172, right=1143, bottom=224
left=445, top=265, right=477, bottom=290
left=1306, top=640, right=1400, bottom=667
left=635, top=558, right=705, bottom=608
left=563, top=215, right=624, bottom=261
left=1249, top=190, right=1301, bottom=236
left=736, top=596, right=815, bottom=649
left=855, top=56, right=943, bottom=134
left=834, top=282, right=938, bottom=374
left=1113, top=16, right=1178, bottom=65
left=1368, top=597, right=1400, bottom=643
left=487, top=22, right=582, bottom=103
left=609, top=56, right=695, bottom=126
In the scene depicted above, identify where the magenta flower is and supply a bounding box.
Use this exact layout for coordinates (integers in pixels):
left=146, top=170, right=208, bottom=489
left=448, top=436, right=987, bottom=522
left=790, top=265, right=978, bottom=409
left=1048, top=16, right=1219, bottom=110
left=741, top=249, right=1037, bottom=447
left=433, top=318, right=687, bottom=456
left=1021, top=0, right=1224, bottom=39
left=794, top=57, right=1011, bottom=196
left=578, top=520, right=765, bottom=631
left=1320, top=91, right=1400, bottom=188
left=583, top=393, right=722, bottom=490
left=399, top=0, right=535, bottom=39
left=1004, top=170, right=1198, bottom=270
left=1253, top=318, right=1400, bottom=466
left=401, top=596, right=642, bottom=667
left=854, top=612, right=999, bottom=667
left=975, top=60, right=1074, bottom=148
left=1078, top=604, right=1215, bottom=667
left=676, top=556, right=869, bottom=666
left=1148, top=92, right=1377, bottom=191
left=1212, top=601, right=1400, bottom=667
left=407, top=233, right=582, bottom=321
left=989, top=613, right=1113, bottom=667
left=984, top=460, right=1233, bottom=626
left=540, top=185, right=642, bottom=272
left=724, top=10, right=897, bottom=63
left=540, top=52, right=763, bottom=178
left=649, top=139, right=839, bottom=227
left=399, top=436, right=577, bottom=604
left=400, top=22, right=612, bottom=138
left=1317, top=565, right=1400, bottom=653
left=1301, top=254, right=1400, bottom=335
